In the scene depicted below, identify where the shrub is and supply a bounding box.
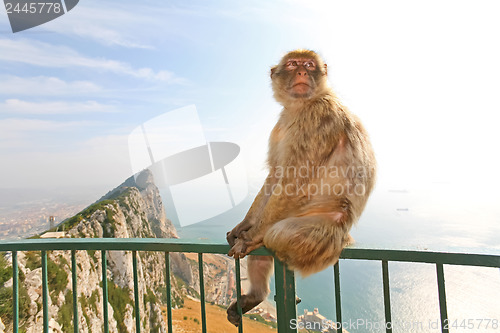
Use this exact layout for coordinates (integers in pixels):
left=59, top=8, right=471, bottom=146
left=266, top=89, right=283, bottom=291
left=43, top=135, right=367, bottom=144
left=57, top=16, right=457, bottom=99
left=108, top=280, right=132, bottom=333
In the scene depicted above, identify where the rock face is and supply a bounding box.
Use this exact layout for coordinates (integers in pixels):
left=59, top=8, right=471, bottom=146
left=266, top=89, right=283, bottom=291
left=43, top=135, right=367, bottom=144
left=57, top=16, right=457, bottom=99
left=0, top=170, right=195, bottom=333
left=0, top=170, right=243, bottom=333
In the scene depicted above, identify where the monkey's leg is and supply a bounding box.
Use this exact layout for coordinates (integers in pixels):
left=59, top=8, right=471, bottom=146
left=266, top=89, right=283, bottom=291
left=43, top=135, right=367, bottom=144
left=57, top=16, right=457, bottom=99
left=227, top=255, right=274, bottom=326
left=263, top=213, right=353, bottom=276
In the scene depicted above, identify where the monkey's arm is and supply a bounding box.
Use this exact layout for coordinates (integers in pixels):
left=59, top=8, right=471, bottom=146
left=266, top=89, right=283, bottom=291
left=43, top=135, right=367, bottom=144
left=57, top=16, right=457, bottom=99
left=226, top=173, right=278, bottom=247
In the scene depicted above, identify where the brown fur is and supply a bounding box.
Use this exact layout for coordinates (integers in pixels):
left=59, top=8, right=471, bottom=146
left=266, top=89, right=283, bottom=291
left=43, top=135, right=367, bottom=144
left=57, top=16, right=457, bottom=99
left=226, top=49, right=376, bottom=325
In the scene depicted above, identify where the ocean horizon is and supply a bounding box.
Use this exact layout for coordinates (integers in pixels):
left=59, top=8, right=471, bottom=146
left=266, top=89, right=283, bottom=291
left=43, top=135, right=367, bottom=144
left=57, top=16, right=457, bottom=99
left=172, top=182, right=500, bottom=332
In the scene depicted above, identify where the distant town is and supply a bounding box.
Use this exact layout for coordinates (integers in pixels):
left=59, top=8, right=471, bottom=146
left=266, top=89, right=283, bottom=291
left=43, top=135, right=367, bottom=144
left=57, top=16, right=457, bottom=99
left=0, top=201, right=85, bottom=239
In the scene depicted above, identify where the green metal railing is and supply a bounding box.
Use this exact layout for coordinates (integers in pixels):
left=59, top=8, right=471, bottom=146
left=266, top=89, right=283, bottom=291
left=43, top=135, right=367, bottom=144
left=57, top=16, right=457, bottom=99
left=337, top=248, right=500, bottom=333
left=1, top=238, right=499, bottom=333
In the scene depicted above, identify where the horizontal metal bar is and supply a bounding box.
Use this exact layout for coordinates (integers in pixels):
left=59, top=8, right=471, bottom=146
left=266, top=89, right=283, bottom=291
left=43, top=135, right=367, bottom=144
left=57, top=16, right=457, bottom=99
left=0, top=238, right=271, bottom=256
left=340, top=247, right=500, bottom=267
left=1, top=239, right=499, bottom=267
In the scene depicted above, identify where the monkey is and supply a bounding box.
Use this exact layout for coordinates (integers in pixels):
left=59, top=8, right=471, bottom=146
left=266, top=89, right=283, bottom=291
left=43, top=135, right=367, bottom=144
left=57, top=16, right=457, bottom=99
left=225, top=49, right=376, bottom=326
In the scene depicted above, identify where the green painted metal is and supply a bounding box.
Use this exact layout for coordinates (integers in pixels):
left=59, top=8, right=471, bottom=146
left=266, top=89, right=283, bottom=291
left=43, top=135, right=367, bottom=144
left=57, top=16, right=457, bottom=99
left=198, top=253, right=207, bottom=333
left=3, top=239, right=499, bottom=333
left=71, top=250, right=79, bottom=333
left=132, top=251, right=141, bottom=333
left=0, top=238, right=271, bottom=255
left=164, top=252, right=173, bottom=333
left=341, top=247, right=500, bottom=267
left=101, top=250, right=109, bottom=333
left=234, top=257, right=243, bottom=332
left=1, top=239, right=498, bottom=266
left=382, top=260, right=392, bottom=333
left=274, top=258, right=297, bottom=333
left=12, top=251, right=18, bottom=333
left=436, top=263, right=449, bottom=333
left=41, top=250, right=49, bottom=333
left=333, top=262, right=342, bottom=333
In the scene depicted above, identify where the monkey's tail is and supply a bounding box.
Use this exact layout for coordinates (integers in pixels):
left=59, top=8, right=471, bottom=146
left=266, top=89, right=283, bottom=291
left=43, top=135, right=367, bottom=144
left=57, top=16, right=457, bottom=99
left=263, top=214, right=352, bottom=276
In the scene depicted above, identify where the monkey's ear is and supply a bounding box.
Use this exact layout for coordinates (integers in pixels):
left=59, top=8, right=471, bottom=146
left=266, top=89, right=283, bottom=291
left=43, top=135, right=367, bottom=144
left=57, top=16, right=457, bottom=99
left=323, top=63, right=328, bottom=75
left=270, top=66, right=277, bottom=78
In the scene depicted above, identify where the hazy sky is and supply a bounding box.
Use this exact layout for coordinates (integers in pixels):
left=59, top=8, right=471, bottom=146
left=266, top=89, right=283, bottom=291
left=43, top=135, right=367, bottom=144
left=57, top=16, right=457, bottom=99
left=1, top=0, right=500, bottom=203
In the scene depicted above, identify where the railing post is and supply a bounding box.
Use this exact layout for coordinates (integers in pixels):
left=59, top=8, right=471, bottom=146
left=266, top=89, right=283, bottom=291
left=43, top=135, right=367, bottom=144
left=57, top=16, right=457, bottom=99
left=132, top=251, right=141, bottom=333
left=164, top=252, right=173, bottom=333
left=41, top=250, right=49, bottom=333
left=71, top=250, right=79, bottom=333
left=234, top=257, right=243, bottom=333
left=274, top=257, right=297, bottom=333
left=198, top=253, right=207, bottom=333
left=436, top=263, right=449, bottom=333
left=333, top=261, right=342, bottom=333
left=101, top=250, right=109, bottom=333
left=12, top=251, right=19, bottom=333
left=382, top=260, right=393, bottom=333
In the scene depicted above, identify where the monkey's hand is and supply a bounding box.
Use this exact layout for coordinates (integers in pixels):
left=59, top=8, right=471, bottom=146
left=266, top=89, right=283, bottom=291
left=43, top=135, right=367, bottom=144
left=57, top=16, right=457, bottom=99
left=228, top=232, right=264, bottom=258
left=226, top=220, right=253, bottom=248
left=226, top=230, right=238, bottom=248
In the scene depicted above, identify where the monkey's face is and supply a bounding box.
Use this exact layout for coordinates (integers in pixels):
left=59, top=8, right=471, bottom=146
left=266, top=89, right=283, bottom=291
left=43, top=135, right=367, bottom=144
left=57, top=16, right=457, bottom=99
left=284, top=58, right=318, bottom=98
left=271, top=50, right=328, bottom=105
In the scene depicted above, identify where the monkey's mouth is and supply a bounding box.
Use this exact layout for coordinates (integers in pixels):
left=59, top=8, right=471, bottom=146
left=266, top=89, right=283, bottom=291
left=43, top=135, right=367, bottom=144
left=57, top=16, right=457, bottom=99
left=291, top=83, right=311, bottom=96
left=292, top=83, right=310, bottom=88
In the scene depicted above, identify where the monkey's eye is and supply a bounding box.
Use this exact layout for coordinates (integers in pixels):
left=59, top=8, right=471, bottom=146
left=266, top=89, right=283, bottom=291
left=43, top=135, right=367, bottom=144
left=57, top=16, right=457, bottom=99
left=286, top=61, right=299, bottom=70
left=304, top=61, right=316, bottom=69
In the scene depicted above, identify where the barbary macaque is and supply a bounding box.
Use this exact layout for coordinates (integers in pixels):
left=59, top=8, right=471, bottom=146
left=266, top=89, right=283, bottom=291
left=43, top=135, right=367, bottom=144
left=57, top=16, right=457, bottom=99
left=226, top=49, right=376, bottom=325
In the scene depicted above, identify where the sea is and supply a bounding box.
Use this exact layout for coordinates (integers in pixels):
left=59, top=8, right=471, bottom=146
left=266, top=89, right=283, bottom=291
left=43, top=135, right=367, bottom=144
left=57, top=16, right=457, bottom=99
left=167, top=182, right=500, bottom=333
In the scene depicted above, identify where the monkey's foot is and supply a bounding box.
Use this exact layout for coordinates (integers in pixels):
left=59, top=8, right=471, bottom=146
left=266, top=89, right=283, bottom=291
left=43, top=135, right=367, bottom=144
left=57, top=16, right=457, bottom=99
left=227, top=295, right=263, bottom=326
left=228, top=238, right=248, bottom=258
left=226, top=301, right=241, bottom=326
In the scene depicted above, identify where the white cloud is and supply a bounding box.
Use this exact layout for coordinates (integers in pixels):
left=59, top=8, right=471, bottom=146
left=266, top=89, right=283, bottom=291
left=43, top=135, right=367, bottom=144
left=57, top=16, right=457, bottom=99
left=0, top=118, right=92, bottom=131
left=0, top=76, right=102, bottom=96
left=43, top=4, right=156, bottom=49
left=0, top=99, right=118, bottom=114
left=0, top=118, right=95, bottom=145
left=0, top=133, right=131, bottom=188
left=0, top=39, right=187, bottom=83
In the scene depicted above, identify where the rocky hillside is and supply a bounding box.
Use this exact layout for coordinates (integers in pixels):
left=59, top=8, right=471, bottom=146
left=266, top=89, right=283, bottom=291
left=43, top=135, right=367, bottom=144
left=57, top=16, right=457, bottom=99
left=0, top=170, right=236, bottom=333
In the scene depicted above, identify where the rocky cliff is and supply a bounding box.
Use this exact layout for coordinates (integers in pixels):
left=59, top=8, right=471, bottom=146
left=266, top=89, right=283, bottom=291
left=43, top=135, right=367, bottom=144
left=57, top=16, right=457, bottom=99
left=0, top=170, right=204, bottom=333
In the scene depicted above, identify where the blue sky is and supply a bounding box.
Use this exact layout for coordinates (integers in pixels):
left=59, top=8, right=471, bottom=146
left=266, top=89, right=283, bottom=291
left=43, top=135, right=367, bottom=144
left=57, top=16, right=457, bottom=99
left=1, top=0, right=500, bottom=214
